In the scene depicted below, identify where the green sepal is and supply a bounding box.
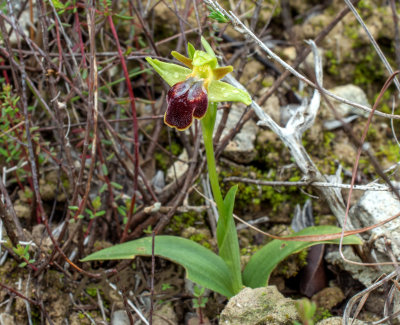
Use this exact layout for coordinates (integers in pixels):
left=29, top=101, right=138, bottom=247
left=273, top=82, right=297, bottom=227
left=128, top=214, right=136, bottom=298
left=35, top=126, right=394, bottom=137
left=208, top=80, right=252, bottom=105
left=192, top=51, right=217, bottom=69
left=187, top=42, right=196, bottom=59
left=145, top=57, right=191, bottom=86
left=201, top=36, right=216, bottom=60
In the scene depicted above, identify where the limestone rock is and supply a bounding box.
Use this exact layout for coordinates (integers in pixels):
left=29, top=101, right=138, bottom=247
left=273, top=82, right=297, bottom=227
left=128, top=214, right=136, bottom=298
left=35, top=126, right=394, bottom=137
left=166, top=149, right=189, bottom=182
left=0, top=313, right=15, bottom=325
left=14, top=200, right=31, bottom=219
left=220, top=286, right=299, bottom=325
left=215, top=104, right=257, bottom=164
left=317, top=316, right=368, bottom=325
left=311, top=287, right=345, bottom=310
left=350, top=185, right=400, bottom=262
left=325, top=246, right=392, bottom=287
left=261, top=94, right=280, bottom=124
left=322, top=84, right=370, bottom=119
left=153, top=303, right=178, bottom=325
left=111, top=310, right=130, bottom=325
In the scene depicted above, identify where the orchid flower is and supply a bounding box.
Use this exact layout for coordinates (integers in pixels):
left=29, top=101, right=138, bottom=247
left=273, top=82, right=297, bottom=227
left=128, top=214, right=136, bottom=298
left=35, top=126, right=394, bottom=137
left=146, top=40, right=251, bottom=131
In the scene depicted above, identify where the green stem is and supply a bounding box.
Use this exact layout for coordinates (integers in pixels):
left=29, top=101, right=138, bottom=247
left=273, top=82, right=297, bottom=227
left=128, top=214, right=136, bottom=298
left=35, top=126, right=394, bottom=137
left=201, top=102, right=243, bottom=293
left=201, top=122, right=224, bottom=212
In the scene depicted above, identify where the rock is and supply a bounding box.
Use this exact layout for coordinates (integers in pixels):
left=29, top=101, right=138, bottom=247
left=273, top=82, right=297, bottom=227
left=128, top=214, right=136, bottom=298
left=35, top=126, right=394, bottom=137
left=316, top=316, right=368, bottom=325
left=111, top=310, right=130, bottom=325
left=239, top=61, right=265, bottom=95
left=333, top=142, right=356, bottom=165
left=32, top=224, right=53, bottom=252
left=311, top=287, right=345, bottom=310
left=261, top=94, right=280, bottom=124
left=0, top=313, right=15, bottom=325
left=220, top=286, right=299, bottom=324
left=14, top=200, right=31, bottom=219
left=322, top=84, right=370, bottom=119
left=350, top=185, right=400, bottom=262
left=39, top=178, right=57, bottom=201
left=215, top=104, right=257, bottom=164
left=152, top=170, right=165, bottom=194
left=166, top=149, right=189, bottom=182
left=325, top=246, right=392, bottom=287
left=186, top=314, right=211, bottom=325
left=153, top=303, right=178, bottom=325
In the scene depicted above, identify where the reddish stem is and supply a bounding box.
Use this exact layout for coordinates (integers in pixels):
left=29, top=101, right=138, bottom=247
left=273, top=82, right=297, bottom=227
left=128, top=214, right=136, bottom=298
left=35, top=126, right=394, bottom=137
left=106, top=10, right=140, bottom=242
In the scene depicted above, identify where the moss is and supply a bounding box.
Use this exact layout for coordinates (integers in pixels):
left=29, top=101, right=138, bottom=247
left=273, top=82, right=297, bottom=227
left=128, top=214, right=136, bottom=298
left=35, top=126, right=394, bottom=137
left=189, top=233, right=212, bottom=249
left=314, top=307, right=333, bottom=322
left=220, top=162, right=306, bottom=216
left=155, top=140, right=183, bottom=172
left=155, top=152, right=168, bottom=171
left=377, top=140, right=400, bottom=162
left=169, top=211, right=198, bottom=233
left=86, top=287, right=98, bottom=297
left=353, top=51, right=386, bottom=88
left=325, top=50, right=339, bottom=76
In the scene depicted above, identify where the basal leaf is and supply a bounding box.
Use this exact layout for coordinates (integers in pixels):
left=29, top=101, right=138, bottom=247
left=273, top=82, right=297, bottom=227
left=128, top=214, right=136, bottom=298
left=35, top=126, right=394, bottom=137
left=82, top=236, right=235, bottom=297
left=216, top=185, right=242, bottom=293
left=242, top=225, right=362, bottom=288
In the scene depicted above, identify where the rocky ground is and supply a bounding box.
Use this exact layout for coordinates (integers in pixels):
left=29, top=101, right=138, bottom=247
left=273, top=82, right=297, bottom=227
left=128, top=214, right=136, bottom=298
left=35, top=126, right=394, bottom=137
left=1, top=0, right=400, bottom=324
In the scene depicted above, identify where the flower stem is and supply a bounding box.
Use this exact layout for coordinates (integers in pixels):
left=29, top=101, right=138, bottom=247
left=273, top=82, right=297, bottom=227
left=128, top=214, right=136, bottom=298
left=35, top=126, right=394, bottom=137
left=201, top=102, right=223, bottom=213
left=201, top=102, right=243, bottom=293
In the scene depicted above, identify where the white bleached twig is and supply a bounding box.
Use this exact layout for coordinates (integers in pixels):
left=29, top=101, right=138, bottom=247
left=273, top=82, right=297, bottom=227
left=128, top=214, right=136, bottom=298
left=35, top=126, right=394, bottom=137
left=205, top=0, right=400, bottom=120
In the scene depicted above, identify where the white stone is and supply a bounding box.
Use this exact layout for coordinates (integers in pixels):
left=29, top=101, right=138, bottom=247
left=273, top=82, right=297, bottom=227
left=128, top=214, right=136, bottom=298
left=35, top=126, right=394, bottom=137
left=215, top=104, right=257, bottom=164
left=323, top=84, right=370, bottom=119
left=349, top=185, right=400, bottom=263
left=166, top=149, right=189, bottom=182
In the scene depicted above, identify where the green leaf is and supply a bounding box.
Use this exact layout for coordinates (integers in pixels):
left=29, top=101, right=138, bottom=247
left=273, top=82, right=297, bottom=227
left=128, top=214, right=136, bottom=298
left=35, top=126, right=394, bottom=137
left=145, top=57, right=191, bottom=87
left=92, top=196, right=102, bottom=210
left=101, top=163, right=108, bottom=176
left=110, top=182, right=123, bottom=190
left=208, top=7, right=229, bottom=23
left=208, top=80, right=252, bottom=105
left=82, top=236, right=236, bottom=297
left=94, top=210, right=106, bottom=217
left=242, top=225, right=363, bottom=288
left=216, top=185, right=242, bottom=293
left=187, top=42, right=196, bottom=59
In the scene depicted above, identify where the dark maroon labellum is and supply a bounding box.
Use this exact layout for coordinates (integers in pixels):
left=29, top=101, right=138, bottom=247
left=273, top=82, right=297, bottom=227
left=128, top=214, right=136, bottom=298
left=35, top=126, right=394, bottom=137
left=165, top=77, right=208, bottom=130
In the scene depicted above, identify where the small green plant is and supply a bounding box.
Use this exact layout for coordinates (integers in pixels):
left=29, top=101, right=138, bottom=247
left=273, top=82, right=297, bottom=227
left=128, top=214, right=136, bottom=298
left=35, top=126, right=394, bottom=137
left=161, top=283, right=173, bottom=291
left=207, top=6, right=229, bottom=23
left=192, top=285, right=208, bottom=323
left=13, top=244, right=35, bottom=268
left=82, top=37, right=362, bottom=298
left=192, top=285, right=208, bottom=309
left=294, top=298, right=317, bottom=325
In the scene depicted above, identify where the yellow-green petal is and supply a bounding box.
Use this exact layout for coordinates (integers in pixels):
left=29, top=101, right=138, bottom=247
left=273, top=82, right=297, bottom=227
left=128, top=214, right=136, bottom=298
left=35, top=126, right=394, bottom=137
left=212, top=66, right=233, bottom=80
left=171, top=51, right=193, bottom=69
left=208, top=80, right=252, bottom=105
left=146, top=57, right=191, bottom=87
